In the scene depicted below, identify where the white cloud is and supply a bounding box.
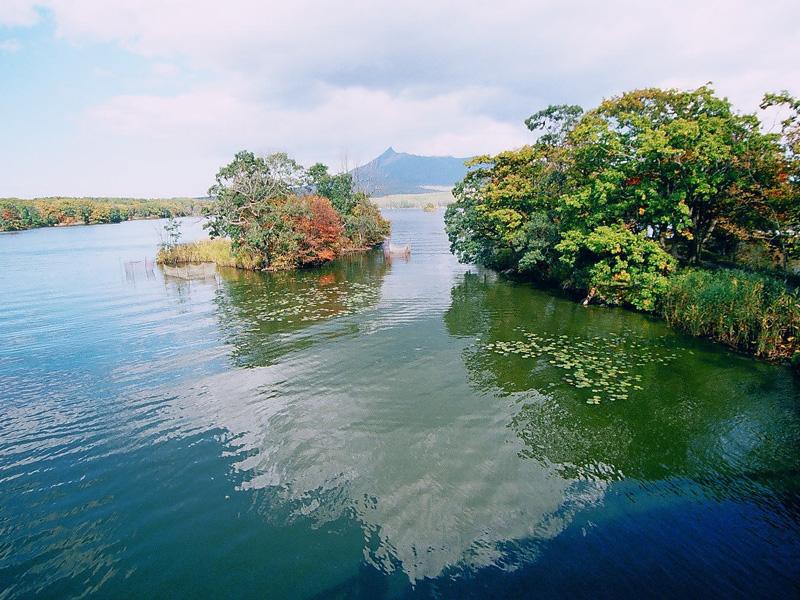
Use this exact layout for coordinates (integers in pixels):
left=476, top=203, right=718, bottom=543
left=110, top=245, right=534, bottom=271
left=150, top=62, right=179, bottom=78
left=2, top=0, right=799, bottom=195
left=85, top=84, right=530, bottom=170
left=0, top=0, right=39, bottom=26
left=34, top=1, right=798, bottom=108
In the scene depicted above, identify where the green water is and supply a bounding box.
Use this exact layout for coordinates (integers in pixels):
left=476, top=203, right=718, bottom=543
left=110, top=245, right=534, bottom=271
left=0, top=211, right=798, bottom=598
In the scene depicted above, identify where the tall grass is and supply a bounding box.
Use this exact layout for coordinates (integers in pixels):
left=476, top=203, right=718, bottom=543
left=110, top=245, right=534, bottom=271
left=660, top=268, right=800, bottom=361
left=156, top=239, right=262, bottom=270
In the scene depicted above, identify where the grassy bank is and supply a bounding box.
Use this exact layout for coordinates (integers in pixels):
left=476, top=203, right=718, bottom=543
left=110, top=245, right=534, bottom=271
left=156, top=239, right=262, bottom=270
left=660, top=269, right=800, bottom=362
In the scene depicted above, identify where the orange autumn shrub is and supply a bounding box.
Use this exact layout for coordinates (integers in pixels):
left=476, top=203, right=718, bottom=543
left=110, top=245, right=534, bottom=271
left=293, top=195, right=345, bottom=265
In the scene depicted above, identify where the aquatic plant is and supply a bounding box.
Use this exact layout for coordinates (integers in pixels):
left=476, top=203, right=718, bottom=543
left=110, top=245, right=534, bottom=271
left=246, top=280, right=381, bottom=324
left=485, top=330, right=679, bottom=404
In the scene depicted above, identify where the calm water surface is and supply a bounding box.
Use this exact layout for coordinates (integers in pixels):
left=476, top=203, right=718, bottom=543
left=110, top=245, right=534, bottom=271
left=1, top=212, right=799, bottom=598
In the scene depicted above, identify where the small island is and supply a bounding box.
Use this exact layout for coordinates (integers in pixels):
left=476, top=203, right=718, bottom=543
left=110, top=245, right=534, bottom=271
left=157, top=151, right=389, bottom=271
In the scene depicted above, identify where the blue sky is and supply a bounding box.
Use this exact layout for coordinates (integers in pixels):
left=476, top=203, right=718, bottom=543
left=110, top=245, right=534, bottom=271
left=1, top=1, right=798, bottom=197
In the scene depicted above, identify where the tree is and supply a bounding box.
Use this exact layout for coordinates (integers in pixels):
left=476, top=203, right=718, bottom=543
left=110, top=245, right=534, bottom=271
left=556, top=224, right=676, bottom=310
left=160, top=216, right=183, bottom=253
left=307, top=163, right=360, bottom=214
left=753, top=91, right=800, bottom=270
left=525, top=104, right=583, bottom=146
left=0, top=202, right=23, bottom=231
left=308, top=162, right=389, bottom=249
left=565, top=86, right=783, bottom=263
left=446, top=144, right=569, bottom=277
left=205, top=151, right=307, bottom=268
left=444, top=85, right=796, bottom=311
left=293, top=196, right=345, bottom=265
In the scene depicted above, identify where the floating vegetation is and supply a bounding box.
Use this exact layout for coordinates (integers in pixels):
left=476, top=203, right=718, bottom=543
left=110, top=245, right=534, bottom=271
left=254, top=281, right=379, bottom=325
left=485, top=330, right=679, bottom=405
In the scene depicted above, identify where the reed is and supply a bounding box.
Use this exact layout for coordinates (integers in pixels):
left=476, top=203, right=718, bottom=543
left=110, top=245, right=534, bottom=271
left=156, top=239, right=262, bottom=270
left=660, top=268, right=800, bottom=361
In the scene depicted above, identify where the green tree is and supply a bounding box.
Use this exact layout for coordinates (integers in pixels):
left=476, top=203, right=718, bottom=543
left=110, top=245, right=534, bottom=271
left=445, top=144, right=568, bottom=277
left=556, top=224, right=676, bottom=310
left=307, top=163, right=360, bottom=214
left=444, top=85, right=794, bottom=312
left=205, top=151, right=307, bottom=267
left=565, top=86, right=783, bottom=263
left=524, top=104, right=583, bottom=146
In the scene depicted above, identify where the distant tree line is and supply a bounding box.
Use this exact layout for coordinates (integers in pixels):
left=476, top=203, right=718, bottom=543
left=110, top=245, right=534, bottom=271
left=0, top=197, right=203, bottom=232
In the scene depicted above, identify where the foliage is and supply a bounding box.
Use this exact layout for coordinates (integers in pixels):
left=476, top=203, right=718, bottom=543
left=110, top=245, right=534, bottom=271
left=204, top=151, right=389, bottom=271
left=524, top=104, right=583, bottom=146
left=557, top=225, right=676, bottom=310
left=445, top=84, right=799, bottom=319
left=342, top=199, right=390, bottom=249
left=268, top=195, right=344, bottom=270
left=661, top=268, right=800, bottom=361
left=752, top=91, right=800, bottom=268
left=445, top=144, right=569, bottom=276
left=0, top=197, right=200, bottom=232
left=564, top=86, right=785, bottom=263
left=307, top=163, right=360, bottom=214
left=308, top=162, right=390, bottom=248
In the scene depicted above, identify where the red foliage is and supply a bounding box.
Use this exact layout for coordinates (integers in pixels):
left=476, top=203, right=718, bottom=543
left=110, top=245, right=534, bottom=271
left=293, top=195, right=345, bottom=265
left=624, top=176, right=642, bottom=186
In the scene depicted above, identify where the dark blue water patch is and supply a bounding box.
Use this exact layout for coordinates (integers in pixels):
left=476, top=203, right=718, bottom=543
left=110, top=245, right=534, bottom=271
left=411, top=478, right=800, bottom=599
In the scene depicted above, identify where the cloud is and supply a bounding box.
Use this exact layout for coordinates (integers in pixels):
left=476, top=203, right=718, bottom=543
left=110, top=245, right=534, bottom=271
left=86, top=84, right=530, bottom=168
left=2, top=0, right=799, bottom=195
left=37, top=1, right=800, bottom=108
left=0, top=0, right=39, bottom=26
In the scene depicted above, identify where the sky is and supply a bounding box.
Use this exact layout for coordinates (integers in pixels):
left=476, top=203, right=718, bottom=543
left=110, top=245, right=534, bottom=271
left=1, top=1, right=798, bottom=198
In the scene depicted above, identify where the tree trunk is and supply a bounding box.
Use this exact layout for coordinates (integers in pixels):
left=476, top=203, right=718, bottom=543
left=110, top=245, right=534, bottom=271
left=582, top=287, right=597, bottom=306
left=692, top=217, right=718, bottom=264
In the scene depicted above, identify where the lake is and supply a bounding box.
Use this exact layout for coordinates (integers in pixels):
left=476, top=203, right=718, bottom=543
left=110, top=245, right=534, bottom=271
left=1, top=211, right=799, bottom=598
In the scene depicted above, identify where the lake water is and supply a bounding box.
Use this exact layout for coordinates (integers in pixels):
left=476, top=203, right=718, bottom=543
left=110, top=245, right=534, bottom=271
left=1, top=212, right=799, bottom=598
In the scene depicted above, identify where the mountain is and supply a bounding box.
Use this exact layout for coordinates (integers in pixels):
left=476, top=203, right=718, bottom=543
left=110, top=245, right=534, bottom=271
left=350, top=147, right=470, bottom=196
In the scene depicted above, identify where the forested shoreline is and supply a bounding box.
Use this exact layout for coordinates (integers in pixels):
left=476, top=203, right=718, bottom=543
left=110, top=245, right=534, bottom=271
left=0, top=197, right=203, bottom=231
left=445, top=86, right=800, bottom=362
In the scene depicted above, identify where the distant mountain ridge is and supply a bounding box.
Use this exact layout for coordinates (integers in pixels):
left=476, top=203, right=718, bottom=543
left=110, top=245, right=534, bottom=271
left=350, top=147, right=471, bottom=196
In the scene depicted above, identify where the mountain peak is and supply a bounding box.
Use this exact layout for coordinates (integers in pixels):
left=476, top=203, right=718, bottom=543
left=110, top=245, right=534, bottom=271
left=351, top=148, right=471, bottom=196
